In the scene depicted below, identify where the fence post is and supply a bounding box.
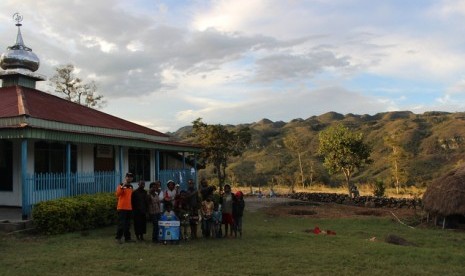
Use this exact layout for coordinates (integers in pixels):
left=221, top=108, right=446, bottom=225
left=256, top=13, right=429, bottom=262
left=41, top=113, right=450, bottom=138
left=66, top=143, right=71, bottom=196
left=21, top=139, right=28, bottom=220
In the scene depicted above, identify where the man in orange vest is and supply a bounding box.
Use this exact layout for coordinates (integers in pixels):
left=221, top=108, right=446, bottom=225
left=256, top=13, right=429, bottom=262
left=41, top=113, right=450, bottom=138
left=115, top=172, right=135, bottom=243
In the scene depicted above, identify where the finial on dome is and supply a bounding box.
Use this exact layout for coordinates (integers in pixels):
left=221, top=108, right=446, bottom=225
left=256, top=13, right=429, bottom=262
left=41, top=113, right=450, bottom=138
left=13, top=12, right=23, bottom=27
left=0, top=13, right=40, bottom=72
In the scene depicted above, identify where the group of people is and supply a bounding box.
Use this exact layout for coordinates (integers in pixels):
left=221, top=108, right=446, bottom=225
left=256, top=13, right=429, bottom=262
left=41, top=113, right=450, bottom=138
left=115, top=173, right=245, bottom=244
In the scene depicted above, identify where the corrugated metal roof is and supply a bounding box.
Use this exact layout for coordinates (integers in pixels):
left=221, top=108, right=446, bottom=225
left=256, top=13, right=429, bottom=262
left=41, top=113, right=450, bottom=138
left=0, top=85, right=202, bottom=152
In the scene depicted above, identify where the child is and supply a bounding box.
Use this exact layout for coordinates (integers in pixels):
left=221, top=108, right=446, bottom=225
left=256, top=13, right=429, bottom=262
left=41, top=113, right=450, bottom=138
left=175, top=190, right=190, bottom=241
left=220, top=184, right=235, bottom=238
left=159, top=202, right=179, bottom=244
left=162, top=201, right=177, bottom=219
left=212, top=203, right=222, bottom=238
left=186, top=179, right=200, bottom=239
left=201, top=195, right=214, bottom=238
left=147, top=181, right=161, bottom=243
left=233, top=191, right=245, bottom=237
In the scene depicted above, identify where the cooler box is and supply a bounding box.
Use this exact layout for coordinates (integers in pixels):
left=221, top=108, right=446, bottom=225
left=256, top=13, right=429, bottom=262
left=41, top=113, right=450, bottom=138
left=158, top=216, right=180, bottom=241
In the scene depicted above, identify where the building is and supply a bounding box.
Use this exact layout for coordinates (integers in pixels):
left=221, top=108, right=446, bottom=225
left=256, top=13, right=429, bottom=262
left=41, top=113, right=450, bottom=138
left=0, top=15, right=201, bottom=218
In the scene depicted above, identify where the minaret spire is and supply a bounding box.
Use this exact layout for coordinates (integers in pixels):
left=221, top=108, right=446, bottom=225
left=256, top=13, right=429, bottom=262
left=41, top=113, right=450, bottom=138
left=0, top=13, right=45, bottom=88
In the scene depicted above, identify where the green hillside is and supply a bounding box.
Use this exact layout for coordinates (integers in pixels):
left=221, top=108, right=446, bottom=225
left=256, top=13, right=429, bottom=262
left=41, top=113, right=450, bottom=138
left=172, top=111, right=465, bottom=189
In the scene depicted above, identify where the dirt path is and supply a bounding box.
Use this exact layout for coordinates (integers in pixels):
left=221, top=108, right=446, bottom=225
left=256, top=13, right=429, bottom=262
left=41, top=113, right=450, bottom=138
left=245, top=196, right=420, bottom=219
left=245, top=197, right=300, bottom=212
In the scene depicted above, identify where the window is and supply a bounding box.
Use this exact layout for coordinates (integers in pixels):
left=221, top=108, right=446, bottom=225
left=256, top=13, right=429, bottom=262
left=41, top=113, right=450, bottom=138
left=94, top=145, right=115, bottom=172
left=0, top=140, right=13, bottom=191
left=128, top=148, right=150, bottom=181
left=34, top=141, right=77, bottom=173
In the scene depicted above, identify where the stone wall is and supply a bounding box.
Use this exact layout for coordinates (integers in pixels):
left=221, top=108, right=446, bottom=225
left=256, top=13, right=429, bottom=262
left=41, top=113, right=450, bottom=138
left=289, top=192, right=421, bottom=209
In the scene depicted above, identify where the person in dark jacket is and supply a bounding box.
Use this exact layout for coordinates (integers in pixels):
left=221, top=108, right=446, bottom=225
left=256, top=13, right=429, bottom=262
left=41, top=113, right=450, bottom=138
left=186, top=179, right=200, bottom=239
left=131, top=180, right=148, bottom=241
left=233, top=191, right=245, bottom=238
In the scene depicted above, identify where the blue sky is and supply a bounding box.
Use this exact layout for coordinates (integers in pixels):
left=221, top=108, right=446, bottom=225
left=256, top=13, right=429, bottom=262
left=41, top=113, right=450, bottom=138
left=1, top=0, right=465, bottom=132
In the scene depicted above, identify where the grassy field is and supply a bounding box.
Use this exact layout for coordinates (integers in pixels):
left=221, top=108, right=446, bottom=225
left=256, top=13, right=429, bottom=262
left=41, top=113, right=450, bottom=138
left=1, top=200, right=463, bottom=276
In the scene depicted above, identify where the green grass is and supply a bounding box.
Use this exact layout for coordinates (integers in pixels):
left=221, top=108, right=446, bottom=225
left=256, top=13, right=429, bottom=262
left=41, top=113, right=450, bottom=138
left=1, top=210, right=465, bottom=276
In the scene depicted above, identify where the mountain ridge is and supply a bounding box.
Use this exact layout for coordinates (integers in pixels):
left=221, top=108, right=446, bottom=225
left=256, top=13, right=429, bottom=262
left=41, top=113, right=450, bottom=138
left=170, top=110, right=464, bottom=188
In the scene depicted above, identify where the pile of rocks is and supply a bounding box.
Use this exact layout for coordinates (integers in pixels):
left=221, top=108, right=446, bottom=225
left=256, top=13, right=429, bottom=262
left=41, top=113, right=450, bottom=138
left=289, top=192, right=421, bottom=209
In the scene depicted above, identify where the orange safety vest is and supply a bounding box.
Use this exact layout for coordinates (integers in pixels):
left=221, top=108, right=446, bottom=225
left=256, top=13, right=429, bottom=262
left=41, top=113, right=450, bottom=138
left=116, top=184, right=133, bottom=210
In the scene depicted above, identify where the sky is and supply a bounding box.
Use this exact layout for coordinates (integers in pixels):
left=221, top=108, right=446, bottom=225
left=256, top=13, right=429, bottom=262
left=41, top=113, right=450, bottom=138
left=2, top=0, right=465, bottom=132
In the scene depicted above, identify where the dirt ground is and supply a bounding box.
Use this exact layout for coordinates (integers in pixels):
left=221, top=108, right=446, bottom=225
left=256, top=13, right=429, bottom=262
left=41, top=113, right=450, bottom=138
left=245, top=196, right=420, bottom=219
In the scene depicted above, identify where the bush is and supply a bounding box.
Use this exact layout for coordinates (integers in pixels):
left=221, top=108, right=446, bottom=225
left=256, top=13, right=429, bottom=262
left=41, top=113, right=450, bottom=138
left=32, top=193, right=117, bottom=235
left=373, top=179, right=386, bottom=197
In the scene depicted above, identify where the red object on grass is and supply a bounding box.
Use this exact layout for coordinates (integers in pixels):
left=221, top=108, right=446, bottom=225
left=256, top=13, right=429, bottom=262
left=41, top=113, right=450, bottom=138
left=313, top=226, right=321, bottom=234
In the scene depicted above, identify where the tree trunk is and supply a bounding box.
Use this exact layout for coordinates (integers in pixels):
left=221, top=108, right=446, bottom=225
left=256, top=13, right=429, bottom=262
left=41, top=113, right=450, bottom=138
left=298, top=153, right=305, bottom=188
left=394, top=159, right=400, bottom=194
left=309, top=161, right=314, bottom=186
left=343, top=168, right=352, bottom=196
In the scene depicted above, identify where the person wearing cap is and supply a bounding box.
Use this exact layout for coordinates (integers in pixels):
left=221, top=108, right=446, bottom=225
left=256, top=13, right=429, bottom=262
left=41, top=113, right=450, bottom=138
left=233, top=191, right=245, bottom=238
left=115, top=172, right=135, bottom=243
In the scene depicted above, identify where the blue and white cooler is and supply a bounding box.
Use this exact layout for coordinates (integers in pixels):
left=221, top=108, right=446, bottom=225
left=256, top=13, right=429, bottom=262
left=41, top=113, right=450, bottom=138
left=158, top=214, right=180, bottom=241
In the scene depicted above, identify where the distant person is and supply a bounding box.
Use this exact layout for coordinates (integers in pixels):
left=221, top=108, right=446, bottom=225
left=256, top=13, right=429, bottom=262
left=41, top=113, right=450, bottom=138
left=132, top=180, right=148, bottom=241
left=350, top=185, right=360, bottom=198
left=269, top=188, right=276, bottom=198
left=115, top=172, right=135, bottom=244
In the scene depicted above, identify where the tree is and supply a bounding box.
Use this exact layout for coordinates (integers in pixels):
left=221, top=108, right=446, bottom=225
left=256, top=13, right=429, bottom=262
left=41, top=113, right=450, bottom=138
left=49, top=64, right=105, bottom=109
left=283, top=127, right=312, bottom=188
left=228, top=160, right=256, bottom=189
left=384, top=131, right=410, bottom=194
left=190, top=118, right=251, bottom=190
left=318, top=123, right=372, bottom=195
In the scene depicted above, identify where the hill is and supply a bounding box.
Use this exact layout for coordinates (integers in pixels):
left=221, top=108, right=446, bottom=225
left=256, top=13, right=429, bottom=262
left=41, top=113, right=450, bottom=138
left=171, top=111, right=465, bottom=189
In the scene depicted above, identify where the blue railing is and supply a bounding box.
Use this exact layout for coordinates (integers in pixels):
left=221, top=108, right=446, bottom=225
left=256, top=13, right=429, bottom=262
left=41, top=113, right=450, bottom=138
left=23, top=171, right=120, bottom=217
left=22, top=169, right=195, bottom=218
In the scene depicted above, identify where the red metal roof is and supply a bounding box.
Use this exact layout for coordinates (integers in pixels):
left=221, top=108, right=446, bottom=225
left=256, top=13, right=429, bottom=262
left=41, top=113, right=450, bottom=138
left=0, top=85, right=169, bottom=137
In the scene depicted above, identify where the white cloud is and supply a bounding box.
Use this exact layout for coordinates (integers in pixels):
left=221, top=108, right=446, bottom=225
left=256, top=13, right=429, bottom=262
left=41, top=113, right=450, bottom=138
left=1, top=1, right=465, bottom=132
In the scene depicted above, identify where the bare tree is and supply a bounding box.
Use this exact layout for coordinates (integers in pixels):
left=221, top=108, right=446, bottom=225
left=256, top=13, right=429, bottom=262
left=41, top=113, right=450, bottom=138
left=49, top=64, right=105, bottom=109
left=283, top=127, right=312, bottom=188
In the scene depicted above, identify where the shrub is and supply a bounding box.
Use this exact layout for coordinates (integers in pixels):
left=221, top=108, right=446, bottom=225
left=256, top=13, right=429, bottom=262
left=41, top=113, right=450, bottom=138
left=32, top=193, right=117, bottom=235
left=373, top=179, right=386, bottom=197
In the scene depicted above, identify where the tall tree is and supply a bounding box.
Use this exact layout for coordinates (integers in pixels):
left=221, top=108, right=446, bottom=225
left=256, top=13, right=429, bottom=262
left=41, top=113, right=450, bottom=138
left=384, top=132, right=410, bottom=194
left=49, top=64, right=105, bottom=109
left=283, top=127, right=312, bottom=188
left=190, top=118, right=251, bottom=190
left=318, top=123, right=372, bottom=195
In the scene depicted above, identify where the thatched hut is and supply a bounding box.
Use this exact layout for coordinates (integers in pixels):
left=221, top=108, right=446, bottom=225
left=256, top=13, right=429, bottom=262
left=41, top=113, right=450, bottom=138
left=423, top=166, right=465, bottom=228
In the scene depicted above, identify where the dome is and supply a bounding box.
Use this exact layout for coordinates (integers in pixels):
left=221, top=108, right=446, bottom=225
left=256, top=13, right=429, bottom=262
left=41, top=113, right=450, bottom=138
left=0, top=14, right=40, bottom=72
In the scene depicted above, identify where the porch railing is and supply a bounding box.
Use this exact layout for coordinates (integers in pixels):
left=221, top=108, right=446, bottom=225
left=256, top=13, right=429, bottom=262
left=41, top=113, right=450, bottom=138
left=22, top=171, right=120, bottom=218
left=22, top=169, right=195, bottom=218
